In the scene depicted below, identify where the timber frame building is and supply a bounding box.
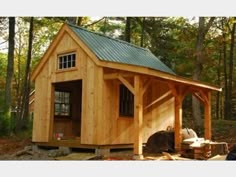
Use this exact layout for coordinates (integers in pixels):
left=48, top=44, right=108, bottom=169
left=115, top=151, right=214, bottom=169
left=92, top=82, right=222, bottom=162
left=31, top=23, right=221, bottom=159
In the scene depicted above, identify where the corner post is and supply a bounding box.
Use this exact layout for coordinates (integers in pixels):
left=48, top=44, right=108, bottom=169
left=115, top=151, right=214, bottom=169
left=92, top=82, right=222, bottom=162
left=133, top=75, right=143, bottom=159
left=174, top=95, right=183, bottom=151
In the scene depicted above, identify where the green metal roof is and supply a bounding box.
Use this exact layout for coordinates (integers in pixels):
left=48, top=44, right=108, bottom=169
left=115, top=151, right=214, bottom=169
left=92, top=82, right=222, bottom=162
left=68, top=23, right=175, bottom=75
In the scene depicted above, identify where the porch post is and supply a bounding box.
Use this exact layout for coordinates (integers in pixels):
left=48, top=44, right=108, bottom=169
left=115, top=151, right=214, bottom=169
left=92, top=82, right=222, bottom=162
left=204, top=91, right=211, bottom=140
left=133, top=75, right=143, bottom=159
left=174, top=96, right=183, bottom=151
left=169, top=84, right=184, bottom=152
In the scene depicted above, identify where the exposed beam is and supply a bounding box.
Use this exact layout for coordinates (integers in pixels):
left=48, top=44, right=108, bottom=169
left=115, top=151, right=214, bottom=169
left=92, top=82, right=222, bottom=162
left=118, top=75, right=135, bottom=95
left=103, top=73, right=119, bottom=80
left=100, top=61, right=222, bottom=92
left=199, top=90, right=209, bottom=105
left=104, top=72, right=135, bottom=80
left=193, top=92, right=205, bottom=104
left=168, top=83, right=178, bottom=97
left=144, top=91, right=172, bottom=110
left=142, top=79, right=152, bottom=95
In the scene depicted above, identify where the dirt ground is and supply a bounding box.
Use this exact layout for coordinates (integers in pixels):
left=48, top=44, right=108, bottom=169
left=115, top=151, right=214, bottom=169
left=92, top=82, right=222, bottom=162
left=0, top=119, right=236, bottom=160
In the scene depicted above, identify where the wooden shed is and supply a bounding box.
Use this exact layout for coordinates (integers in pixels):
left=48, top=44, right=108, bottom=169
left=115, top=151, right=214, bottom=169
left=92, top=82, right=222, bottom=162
left=31, top=23, right=221, bottom=158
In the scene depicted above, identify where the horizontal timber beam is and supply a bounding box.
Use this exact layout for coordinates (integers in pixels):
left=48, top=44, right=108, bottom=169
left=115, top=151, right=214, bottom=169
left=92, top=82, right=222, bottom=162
left=103, top=72, right=135, bottom=80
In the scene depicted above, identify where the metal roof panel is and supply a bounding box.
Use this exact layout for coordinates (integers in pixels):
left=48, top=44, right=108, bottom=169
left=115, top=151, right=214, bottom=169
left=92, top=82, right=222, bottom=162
left=68, top=23, right=175, bottom=75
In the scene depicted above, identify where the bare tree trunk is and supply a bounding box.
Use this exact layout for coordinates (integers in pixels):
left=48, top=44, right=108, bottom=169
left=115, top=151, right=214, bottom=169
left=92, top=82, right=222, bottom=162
left=227, top=18, right=236, bottom=120
left=3, top=17, right=15, bottom=134
left=221, top=19, right=228, bottom=120
left=140, top=17, right=145, bottom=47
left=216, top=49, right=221, bottom=120
left=17, top=17, right=34, bottom=132
left=76, top=17, right=83, bottom=26
left=192, top=17, right=215, bottom=134
left=125, top=17, right=131, bottom=43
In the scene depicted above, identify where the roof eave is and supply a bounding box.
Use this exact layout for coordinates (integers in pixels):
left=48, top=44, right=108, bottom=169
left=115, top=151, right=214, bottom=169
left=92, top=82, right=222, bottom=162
left=99, top=60, right=222, bottom=92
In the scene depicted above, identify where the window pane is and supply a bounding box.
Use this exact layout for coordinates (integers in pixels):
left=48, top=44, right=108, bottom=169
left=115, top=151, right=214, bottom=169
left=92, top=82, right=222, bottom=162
left=58, top=53, right=76, bottom=69
left=54, top=91, right=71, bottom=117
left=119, top=84, right=134, bottom=117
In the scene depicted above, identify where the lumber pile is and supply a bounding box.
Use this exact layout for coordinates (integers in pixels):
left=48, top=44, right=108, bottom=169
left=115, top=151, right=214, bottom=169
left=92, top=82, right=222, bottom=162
left=180, top=138, right=228, bottom=160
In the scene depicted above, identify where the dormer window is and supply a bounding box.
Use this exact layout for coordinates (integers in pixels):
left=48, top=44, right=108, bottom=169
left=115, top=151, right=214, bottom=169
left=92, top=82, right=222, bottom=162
left=58, top=52, right=76, bottom=70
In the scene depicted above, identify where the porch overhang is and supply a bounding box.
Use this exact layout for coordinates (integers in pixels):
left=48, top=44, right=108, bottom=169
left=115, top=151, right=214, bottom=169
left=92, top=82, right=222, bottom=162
left=103, top=69, right=221, bottom=159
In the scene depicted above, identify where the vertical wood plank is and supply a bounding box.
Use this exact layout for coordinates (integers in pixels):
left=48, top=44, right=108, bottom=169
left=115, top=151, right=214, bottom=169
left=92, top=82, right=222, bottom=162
left=94, top=66, right=103, bottom=144
left=133, top=75, right=143, bottom=158
left=49, top=84, right=55, bottom=141
left=84, top=57, right=95, bottom=144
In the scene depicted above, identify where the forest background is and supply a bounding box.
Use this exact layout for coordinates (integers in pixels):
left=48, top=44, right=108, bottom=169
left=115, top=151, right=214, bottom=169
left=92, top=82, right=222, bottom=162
left=0, top=16, right=236, bottom=138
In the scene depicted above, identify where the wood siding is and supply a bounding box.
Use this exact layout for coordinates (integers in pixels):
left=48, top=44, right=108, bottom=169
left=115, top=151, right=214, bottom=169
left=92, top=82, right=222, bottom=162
left=99, top=74, right=174, bottom=145
left=32, top=32, right=88, bottom=142
left=32, top=30, right=175, bottom=145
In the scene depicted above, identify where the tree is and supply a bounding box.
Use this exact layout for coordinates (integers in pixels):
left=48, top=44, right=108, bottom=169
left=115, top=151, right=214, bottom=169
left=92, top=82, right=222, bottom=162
left=140, top=17, right=146, bottom=47
left=3, top=17, right=15, bottom=134
left=16, top=17, right=34, bottom=132
left=227, top=17, right=236, bottom=120
left=125, top=17, right=131, bottom=42
left=192, top=17, right=215, bottom=133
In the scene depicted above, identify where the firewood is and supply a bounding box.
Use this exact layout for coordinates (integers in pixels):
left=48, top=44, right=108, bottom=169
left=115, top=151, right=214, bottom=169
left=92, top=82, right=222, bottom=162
left=162, top=152, right=176, bottom=160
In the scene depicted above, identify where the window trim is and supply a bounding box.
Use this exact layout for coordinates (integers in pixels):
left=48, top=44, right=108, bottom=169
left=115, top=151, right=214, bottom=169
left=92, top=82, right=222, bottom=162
left=57, top=52, right=76, bottom=70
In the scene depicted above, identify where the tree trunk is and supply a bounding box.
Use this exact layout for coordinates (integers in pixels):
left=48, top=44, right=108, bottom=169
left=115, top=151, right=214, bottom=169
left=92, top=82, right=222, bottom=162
left=192, top=17, right=215, bottom=134
left=17, top=17, right=34, bottom=132
left=227, top=18, right=236, bottom=120
left=77, top=17, right=83, bottom=26
left=140, top=17, right=145, bottom=47
left=3, top=17, right=15, bottom=134
left=216, top=49, right=222, bottom=120
left=221, top=18, right=228, bottom=120
left=192, top=17, right=205, bottom=133
left=125, top=17, right=131, bottom=43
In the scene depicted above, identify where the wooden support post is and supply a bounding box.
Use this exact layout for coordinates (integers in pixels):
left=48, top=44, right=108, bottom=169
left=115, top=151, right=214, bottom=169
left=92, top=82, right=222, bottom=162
left=175, top=96, right=182, bottom=151
left=169, top=84, right=185, bottom=152
left=204, top=91, right=211, bottom=140
left=133, top=75, right=143, bottom=159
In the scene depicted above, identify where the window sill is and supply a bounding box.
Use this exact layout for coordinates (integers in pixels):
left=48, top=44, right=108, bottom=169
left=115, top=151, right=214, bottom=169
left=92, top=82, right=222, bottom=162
left=118, top=116, right=134, bottom=120
left=54, top=117, right=72, bottom=120
left=56, top=67, right=77, bottom=73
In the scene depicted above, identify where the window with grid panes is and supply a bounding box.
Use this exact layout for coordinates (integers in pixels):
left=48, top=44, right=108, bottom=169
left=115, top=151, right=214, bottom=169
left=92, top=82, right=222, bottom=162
left=58, top=53, right=76, bottom=70
left=119, top=84, right=134, bottom=117
left=54, top=90, right=71, bottom=117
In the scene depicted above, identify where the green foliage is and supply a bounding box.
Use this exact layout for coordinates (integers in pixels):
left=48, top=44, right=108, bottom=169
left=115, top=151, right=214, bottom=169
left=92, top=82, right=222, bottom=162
left=1, top=16, right=236, bottom=135
left=0, top=111, right=15, bottom=136
left=31, top=17, right=64, bottom=69
left=0, top=52, right=7, bottom=80
left=87, top=17, right=125, bottom=40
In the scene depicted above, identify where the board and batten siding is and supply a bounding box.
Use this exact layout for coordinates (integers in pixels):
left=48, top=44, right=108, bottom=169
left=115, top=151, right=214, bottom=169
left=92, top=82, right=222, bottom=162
left=80, top=56, right=104, bottom=144
left=32, top=29, right=175, bottom=145
left=32, top=32, right=88, bottom=142
left=98, top=77, right=175, bottom=145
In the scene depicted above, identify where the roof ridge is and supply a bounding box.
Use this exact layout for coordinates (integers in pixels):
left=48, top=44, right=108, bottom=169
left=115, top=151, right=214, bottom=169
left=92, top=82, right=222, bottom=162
left=67, top=22, right=149, bottom=52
